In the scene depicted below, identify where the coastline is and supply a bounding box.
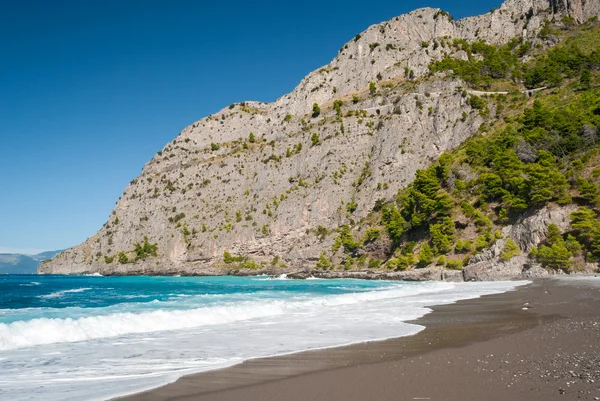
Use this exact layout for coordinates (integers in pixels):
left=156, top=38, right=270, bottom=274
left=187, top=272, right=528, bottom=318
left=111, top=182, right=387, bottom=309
left=115, top=276, right=600, bottom=401
left=36, top=265, right=562, bottom=282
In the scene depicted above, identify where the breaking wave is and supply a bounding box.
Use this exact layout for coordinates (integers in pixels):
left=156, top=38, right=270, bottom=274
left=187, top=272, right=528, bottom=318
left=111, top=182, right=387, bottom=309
left=1, top=283, right=451, bottom=350
left=37, top=288, right=92, bottom=299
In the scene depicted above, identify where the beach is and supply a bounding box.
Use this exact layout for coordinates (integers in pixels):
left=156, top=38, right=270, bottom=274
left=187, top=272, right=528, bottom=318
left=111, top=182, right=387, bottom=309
left=0, top=276, right=526, bottom=401
left=118, top=276, right=600, bottom=401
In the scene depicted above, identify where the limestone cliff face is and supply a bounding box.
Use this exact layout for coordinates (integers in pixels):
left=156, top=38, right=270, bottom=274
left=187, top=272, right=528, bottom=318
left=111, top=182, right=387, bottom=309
left=40, top=0, right=600, bottom=276
left=288, top=204, right=595, bottom=281
left=462, top=205, right=579, bottom=281
left=274, top=0, right=599, bottom=116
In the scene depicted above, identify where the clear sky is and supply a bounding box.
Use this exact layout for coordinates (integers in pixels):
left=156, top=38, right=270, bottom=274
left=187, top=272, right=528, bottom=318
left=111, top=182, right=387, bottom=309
left=0, top=0, right=502, bottom=254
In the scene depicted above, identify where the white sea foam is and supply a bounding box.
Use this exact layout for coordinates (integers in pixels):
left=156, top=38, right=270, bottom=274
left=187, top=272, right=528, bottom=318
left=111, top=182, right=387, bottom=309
left=37, top=288, right=92, bottom=299
left=0, top=283, right=451, bottom=350
left=253, top=273, right=289, bottom=281
left=0, top=280, right=529, bottom=401
left=265, top=273, right=289, bottom=280
left=19, top=282, right=41, bottom=287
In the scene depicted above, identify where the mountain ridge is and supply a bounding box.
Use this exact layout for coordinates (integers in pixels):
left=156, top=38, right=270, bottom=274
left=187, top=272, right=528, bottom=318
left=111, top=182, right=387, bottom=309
left=1, top=250, right=64, bottom=274
left=40, top=0, right=600, bottom=278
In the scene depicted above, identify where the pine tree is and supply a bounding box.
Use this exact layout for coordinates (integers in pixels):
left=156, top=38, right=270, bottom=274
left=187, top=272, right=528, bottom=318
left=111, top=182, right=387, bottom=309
left=310, top=133, right=321, bottom=147
left=499, top=238, right=520, bottom=261
left=118, top=252, right=129, bottom=264
left=418, top=244, right=434, bottom=267
left=382, top=207, right=406, bottom=243
left=369, top=81, right=376, bottom=95
left=577, top=178, right=599, bottom=204
left=430, top=217, right=455, bottom=254
left=316, top=252, right=332, bottom=269
left=580, top=68, right=591, bottom=89
left=546, top=223, right=562, bottom=244
left=536, top=240, right=572, bottom=271
left=312, top=103, right=321, bottom=118
left=570, top=208, right=598, bottom=244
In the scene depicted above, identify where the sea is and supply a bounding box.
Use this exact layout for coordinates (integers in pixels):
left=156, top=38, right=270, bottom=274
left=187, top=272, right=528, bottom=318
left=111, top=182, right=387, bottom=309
left=0, top=274, right=528, bottom=401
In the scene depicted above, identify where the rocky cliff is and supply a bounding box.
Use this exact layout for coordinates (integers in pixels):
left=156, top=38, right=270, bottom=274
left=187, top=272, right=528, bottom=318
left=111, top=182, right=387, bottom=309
left=40, top=0, right=600, bottom=278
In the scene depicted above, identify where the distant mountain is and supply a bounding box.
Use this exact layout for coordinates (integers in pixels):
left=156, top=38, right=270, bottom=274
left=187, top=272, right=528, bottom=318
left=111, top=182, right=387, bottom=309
left=33, top=250, right=65, bottom=262
left=0, top=250, right=64, bottom=274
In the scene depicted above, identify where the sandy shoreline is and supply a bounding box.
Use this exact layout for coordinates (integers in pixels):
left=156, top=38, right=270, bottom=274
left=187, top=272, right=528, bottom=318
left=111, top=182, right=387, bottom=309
left=117, top=276, right=600, bottom=401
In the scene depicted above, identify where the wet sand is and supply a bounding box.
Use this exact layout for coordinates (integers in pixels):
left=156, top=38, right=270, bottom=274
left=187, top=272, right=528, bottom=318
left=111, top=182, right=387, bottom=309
left=118, top=277, right=600, bottom=401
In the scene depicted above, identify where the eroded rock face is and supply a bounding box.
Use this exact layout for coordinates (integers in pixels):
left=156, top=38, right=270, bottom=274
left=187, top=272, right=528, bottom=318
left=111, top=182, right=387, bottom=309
left=287, top=267, right=464, bottom=282
left=40, top=0, right=599, bottom=277
left=43, top=79, right=482, bottom=276
left=463, top=205, right=578, bottom=281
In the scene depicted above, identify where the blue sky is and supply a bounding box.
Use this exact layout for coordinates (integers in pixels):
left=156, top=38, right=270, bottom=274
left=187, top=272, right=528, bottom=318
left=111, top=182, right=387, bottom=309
left=0, top=0, right=501, bottom=254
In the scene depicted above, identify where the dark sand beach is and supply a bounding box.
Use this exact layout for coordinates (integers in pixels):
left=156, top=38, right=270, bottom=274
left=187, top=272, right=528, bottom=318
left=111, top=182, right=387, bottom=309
left=118, top=277, right=600, bottom=401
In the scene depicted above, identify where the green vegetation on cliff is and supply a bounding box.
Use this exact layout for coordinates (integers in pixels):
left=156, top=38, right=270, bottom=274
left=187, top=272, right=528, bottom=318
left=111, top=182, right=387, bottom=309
left=429, top=20, right=600, bottom=90
left=323, top=21, right=600, bottom=273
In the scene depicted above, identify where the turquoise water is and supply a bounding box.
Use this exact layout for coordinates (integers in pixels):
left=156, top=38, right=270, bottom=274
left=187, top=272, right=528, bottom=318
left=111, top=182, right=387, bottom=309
left=0, top=274, right=528, bottom=401
left=1, top=274, right=394, bottom=324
